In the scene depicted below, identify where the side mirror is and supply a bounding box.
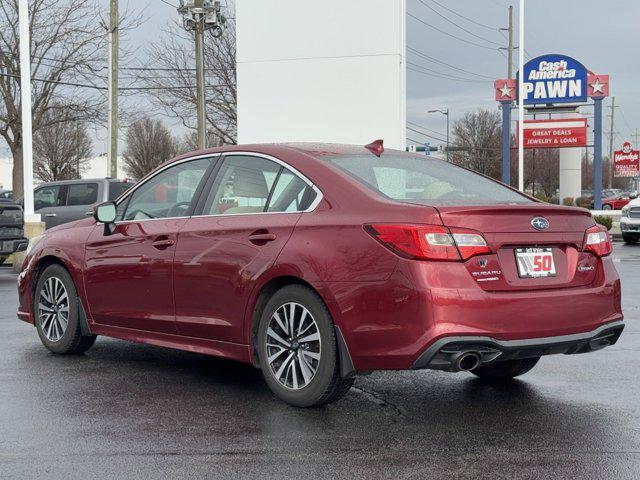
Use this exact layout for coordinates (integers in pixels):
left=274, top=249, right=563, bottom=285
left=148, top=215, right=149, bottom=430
left=93, top=202, right=117, bottom=235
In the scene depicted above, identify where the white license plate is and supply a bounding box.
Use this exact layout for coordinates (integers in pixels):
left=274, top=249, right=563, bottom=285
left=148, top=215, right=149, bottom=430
left=515, top=247, right=556, bottom=278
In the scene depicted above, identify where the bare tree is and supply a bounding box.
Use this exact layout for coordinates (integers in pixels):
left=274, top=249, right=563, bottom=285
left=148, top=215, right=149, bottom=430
left=33, top=110, right=93, bottom=182
left=0, top=0, right=109, bottom=198
left=123, top=116, right=177, bottom=180
left=450, top=109, right=502, bottom=179
left=142, top=19, right=237, bottom=145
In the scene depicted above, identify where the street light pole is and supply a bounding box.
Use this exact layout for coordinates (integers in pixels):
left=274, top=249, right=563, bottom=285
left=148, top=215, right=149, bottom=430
left=428, top=109, right=450, bottom=162
left=517, top=0, right=525, bottom=192
left=18, top=0, right=38, bottom=222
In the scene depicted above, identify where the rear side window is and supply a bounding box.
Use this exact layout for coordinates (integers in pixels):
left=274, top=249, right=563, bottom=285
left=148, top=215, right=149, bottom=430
left=66, top=183, right=99, bottom=206
left=108, top=182, right=132, bottom=201
left=203, top=155, right=317, bottom=215
left=326, top=154, right=531, bottom=206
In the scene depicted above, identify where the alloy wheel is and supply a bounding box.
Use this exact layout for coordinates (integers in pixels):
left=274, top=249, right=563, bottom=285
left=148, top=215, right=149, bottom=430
left=266, top=302, right=321, bottom=390
left=38, top=276, right=69, bottom=342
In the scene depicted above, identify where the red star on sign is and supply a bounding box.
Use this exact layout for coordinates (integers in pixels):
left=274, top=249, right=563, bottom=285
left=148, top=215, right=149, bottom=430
left=494, top=79, right=516, bottom=102
left=587, top=74, right=609, bottom=98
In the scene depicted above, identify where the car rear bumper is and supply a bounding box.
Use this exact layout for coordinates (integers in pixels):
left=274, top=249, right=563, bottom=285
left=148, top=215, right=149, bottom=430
left=321, top=256, right=623, bottom=372
left=0, top=237, right=27, bottom=255
left=411, top=319, right=624, bottom=371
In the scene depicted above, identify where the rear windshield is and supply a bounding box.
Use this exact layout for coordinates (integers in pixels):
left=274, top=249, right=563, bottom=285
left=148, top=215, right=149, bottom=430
left=108, top=182, right=133, bottom=201
left=325, top=154, right=532, bottom=206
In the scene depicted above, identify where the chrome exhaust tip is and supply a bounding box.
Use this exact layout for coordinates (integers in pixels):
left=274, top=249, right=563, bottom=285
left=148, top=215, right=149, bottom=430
left=453, top=352, right=481, bottom=372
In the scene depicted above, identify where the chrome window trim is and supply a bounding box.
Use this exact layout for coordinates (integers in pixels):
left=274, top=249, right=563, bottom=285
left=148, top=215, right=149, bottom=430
left=112, top=151, right=324, bottom=225
left=192, top=151, right=323, bottom=218
left=114, top=153, right=221, bottom=225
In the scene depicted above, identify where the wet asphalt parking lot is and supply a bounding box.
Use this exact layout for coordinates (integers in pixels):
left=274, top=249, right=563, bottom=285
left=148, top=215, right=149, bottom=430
left=0, top=244, right=639, bottom=479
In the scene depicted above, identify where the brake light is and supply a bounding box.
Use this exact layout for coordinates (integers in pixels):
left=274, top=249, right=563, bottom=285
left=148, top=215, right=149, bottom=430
left=583, top=225, right=612, bottom=257
left=364, top=224, right=490, bottom=261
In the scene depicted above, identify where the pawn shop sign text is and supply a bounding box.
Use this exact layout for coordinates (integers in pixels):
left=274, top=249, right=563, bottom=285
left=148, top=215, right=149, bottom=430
left=519, top=54, right=588, bottom=105
left=518, top=118, right=588, bottom=149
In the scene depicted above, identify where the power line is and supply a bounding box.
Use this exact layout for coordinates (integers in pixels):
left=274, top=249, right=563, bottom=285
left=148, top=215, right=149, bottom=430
left=407, top=12, right=499, bottom=51
left=427, top=0, right=498, bottom=31
left=0, top=72, right=233, bottom=91
left=415, top=0, right=503, bottom=46
left=407, top=120, right=446, bottom=138
left=407, top=63, right=491, bottom=84
left=407, top=46, right=494, bottom=79
left=407, top=125, right=447, bottom=143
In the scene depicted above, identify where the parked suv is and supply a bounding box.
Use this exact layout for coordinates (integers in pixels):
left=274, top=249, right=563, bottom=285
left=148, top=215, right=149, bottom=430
left=621, top=198, right=640, bottom=244
left=0, top=202, right=27, bottom=265
left=32, top=178, right=132, bottom=229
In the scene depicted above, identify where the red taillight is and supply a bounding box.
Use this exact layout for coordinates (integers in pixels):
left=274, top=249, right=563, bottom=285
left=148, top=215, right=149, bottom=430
left=365, top=224, right=490, bottom=261
left=583, top=225, right=612, bottom=257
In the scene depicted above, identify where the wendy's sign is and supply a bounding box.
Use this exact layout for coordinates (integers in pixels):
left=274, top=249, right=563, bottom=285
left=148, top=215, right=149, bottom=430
left=518, top=54, right=588, bottom=105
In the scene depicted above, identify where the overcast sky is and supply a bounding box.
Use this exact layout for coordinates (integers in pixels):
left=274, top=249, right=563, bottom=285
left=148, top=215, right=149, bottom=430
left=121, top=0, right=639, bottom=152
left=5, top=0, right=638, bottom=157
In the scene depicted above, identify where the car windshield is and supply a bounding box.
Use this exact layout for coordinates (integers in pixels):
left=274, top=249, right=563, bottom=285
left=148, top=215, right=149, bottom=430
left=324, top=154, right=532, bottom=206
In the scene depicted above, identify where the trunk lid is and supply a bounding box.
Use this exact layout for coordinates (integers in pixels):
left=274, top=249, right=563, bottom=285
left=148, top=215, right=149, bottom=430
left=435, top=204, right=597, bottom=291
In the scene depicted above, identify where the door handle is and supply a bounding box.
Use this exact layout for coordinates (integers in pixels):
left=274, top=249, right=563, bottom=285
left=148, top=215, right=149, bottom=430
left=249, top=232, right=277, bottom=244
left=152, top=238, right=175, bottom=250
left=44, top=213, right=57, bottom=218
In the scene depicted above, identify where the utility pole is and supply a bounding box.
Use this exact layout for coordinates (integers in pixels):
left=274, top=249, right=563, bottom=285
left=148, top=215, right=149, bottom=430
left=608, top=96, right=616, bottom=188
left=194, top=0, right=206, bottom=149
left=107, top=0, right=119, bottom=178
left=178, top=0, right=226, bottom=150
left=499, top=6, right=514, bottom=79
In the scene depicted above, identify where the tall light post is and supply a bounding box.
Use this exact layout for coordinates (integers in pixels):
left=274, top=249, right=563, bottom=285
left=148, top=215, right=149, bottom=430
left=178, top=0, right=226, bottom=150
left=517, top=0, right=525, bottom=192
left=18, top=0, right=37, bottom=222
left=428, top=109, right=450, bottom=162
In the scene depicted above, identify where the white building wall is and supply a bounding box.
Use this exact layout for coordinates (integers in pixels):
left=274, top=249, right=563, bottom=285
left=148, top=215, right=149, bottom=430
left=236, top=0, right=406, bottom=149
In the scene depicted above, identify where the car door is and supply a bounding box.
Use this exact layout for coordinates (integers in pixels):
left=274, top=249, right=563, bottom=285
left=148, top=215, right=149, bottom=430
left=173, top=153, right=320, bottom=343
left=34, top=184, right=66, bottom=228
left=58, top=181, right=100, bottom=225
left=83, top=156, right=214, bottom=333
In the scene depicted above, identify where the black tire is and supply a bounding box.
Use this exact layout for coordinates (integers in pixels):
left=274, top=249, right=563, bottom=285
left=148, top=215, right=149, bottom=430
left=257, top=285, right=354, bottom=407
left=471, top=357, right=540, bottom=381
left=34, top=264, right=97, bottom=354
left=623, top=234, right=639, bottom=245
left=602, top=204, right=612, bottom=210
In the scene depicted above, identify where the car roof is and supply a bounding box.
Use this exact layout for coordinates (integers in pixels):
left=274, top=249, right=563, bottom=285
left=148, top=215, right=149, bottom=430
left=172, top=142, right=408, bottom=162
left=36, top=178, right=125, bottom=186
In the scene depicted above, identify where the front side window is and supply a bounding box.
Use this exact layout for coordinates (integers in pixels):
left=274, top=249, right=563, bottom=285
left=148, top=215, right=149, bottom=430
left=203, top=155, right=317, bottom=215
left=120, top=158, right=211, bottom=221
left=66, top=183, right=99, bottom=206
left=326, top=154, right=532, bottom=206
left=34, top=185, right=61, bottom=210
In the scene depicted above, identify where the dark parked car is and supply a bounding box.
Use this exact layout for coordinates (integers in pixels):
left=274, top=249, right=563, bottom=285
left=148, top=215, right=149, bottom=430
left=0, top=189, right=12, bottom=202
left=0, top=202, right=27, bottom=265
left=17, top=143, right=624, bottom=407
left=31, top=178, right=132, bottom=229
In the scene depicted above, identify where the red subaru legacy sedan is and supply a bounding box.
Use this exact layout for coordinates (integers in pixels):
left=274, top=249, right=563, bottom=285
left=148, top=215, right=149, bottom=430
left=17, top=143, right=624, bottom=407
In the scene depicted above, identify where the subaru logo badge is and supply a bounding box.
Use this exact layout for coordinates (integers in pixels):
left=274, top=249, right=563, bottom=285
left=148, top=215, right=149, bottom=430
left=478, top=259, right=488, bottom=268
left=531, top=217, right=550, bottom=231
